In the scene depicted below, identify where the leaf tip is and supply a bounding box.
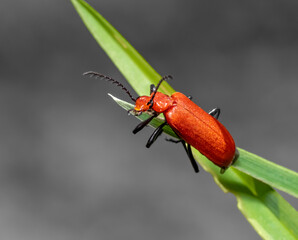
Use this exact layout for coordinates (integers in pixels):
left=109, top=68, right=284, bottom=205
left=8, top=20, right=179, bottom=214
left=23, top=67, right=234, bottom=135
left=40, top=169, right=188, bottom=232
left=107, top=93, right=116, bottom=100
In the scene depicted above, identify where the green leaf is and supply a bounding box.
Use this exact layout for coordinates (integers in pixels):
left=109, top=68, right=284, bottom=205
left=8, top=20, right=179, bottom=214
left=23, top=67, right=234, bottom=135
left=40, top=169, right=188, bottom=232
left=72, top=1, right=298, bottom=239
left=233, top=149, right=298, bottom=198
left=71, top=0, right=174, bottom=97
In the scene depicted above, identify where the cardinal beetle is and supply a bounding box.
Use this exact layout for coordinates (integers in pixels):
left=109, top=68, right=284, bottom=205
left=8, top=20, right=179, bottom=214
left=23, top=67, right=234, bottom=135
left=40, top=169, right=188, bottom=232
left=84, top=71, right=238, bottom=173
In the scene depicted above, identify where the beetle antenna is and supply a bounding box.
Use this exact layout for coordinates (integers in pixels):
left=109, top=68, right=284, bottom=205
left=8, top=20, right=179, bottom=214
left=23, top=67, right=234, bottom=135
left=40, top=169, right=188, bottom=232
left=83, top=71, right=136, bottom=102
left=147, top=75, right=173, bottom=107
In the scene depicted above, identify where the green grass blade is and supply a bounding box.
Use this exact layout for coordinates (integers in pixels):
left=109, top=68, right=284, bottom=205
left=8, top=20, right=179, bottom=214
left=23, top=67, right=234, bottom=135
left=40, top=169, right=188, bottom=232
left=71, top=0, right=174, bottom=96
left=236, top=189, right=298, bottom=239
left=199, top=156, right=298, bottom=239
left=109, top=94, right=298, bottom=239
left=72, top=1, right=298, bottom=238
left=234, top=149, right=298, bottom=198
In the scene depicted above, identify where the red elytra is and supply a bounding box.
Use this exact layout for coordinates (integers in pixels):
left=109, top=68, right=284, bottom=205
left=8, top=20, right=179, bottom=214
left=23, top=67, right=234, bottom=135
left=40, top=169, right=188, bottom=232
left=84, top=72, right=238, bottom=173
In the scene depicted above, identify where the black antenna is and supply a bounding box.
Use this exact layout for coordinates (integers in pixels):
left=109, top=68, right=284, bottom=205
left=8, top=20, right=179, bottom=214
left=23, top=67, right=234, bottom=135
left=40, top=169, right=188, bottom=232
left=83, top=71, right=136, bottom=102
left=147, top=75, right=173, bottom=107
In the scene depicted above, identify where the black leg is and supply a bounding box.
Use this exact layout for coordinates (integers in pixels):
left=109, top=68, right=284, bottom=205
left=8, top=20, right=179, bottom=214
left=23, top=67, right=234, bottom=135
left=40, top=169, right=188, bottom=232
left=146, top=122, right=168, bottom=148
left=181, top=141, right=199, bottom=173
left=133, top=114, right=156, bottom=134
left=165, top=138, right=181, bottom=143
left=208, top=108, right=220, bottom=120
left=150, top=84, right=156, bottom=94
left=220, top=167, right=227, bottom=174
left=147, top=75, right=173, bottom=108
left=165, top=131, right=199, bottom=173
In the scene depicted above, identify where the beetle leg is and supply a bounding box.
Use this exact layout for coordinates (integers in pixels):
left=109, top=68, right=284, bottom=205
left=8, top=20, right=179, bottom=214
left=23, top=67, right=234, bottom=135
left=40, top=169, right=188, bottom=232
left=133, top=114, right=157, bottom=134
left=181, top=142, right=199, bottom=173
left=147, top=75, right=173, bottom=107
left=220, top=167, right=227, bottom=174
left=208, top=108, right=221, bottom=120
left=165, top=138, right=181, bottom=143
left=150, top=84, right=156, bottom=94
left=146, top=122, right=168, bottom=148
left=220, top=149, right=239, bottom=174
left=165, top=131, right=199, bottom=173
left=187, top=144, right=199, bottom=173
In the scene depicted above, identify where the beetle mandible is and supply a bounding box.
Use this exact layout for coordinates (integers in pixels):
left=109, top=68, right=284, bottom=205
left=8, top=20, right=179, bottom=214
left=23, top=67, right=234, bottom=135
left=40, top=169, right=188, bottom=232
left=84, top=71, right=238, bottom=173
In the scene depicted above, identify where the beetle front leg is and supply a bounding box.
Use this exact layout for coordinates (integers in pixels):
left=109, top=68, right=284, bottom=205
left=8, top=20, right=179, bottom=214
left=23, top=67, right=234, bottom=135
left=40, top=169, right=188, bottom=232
left=146, top=122, right=168, bottom=148
left=208, top=108, right=221, bottom=120
left=133, top=114, right=157, bottom=134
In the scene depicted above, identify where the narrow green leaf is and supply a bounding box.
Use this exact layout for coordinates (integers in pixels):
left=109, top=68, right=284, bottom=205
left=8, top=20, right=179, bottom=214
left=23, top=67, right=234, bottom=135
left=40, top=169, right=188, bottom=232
left=195, top=153, right=298, bottom=239
left=72, top=1, right=298, bottom=239
left=71, top=0, right=174, bottom=97
left=236, top=189, right=298, bottom=240
left=234, top=149, right=298, bottom=198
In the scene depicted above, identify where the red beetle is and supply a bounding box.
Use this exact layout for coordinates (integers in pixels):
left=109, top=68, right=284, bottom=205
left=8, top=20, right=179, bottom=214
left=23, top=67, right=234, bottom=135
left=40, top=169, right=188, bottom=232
left=84, top=72, right=238, bottom=173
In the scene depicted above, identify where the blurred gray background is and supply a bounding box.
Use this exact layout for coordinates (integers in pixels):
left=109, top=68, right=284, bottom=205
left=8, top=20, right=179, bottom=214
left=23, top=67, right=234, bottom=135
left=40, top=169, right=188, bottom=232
left=1, top=0, right=298, bottom=239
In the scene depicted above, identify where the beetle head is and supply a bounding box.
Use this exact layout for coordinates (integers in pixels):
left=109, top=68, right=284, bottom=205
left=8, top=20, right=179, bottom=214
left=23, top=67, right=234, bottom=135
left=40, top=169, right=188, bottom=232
left=133, top=96, right=151, bottom=114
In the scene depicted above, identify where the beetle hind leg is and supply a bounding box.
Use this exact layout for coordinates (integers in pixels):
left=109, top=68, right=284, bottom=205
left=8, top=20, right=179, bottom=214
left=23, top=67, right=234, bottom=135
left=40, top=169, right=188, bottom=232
left=148, top=125, right=199, bottom=173
left=220, top=167, right=227, bottom=174
left=182, top=142, right=199, bottom=173
left=165, top=138, right=181, bottom=143
left=165, top=135, right=199, bottom=173
left=220, top=148, right=239, bottom=174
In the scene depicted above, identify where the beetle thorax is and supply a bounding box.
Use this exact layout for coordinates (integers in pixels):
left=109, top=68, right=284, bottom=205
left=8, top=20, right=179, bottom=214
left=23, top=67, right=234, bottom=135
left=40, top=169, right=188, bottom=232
left=151, top=92, right=173, bottom=113
left=134, top=92, right=173, bottom=113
